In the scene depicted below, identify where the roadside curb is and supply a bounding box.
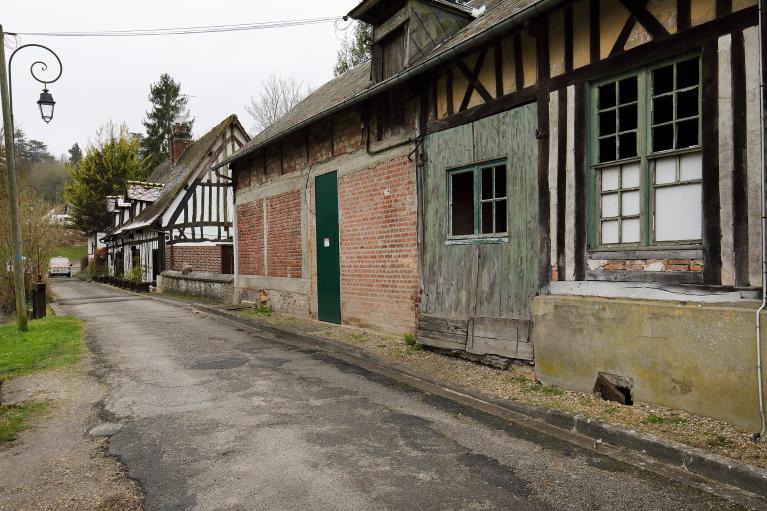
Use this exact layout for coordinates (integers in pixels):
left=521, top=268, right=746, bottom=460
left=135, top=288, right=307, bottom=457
left=143, top=293, right=767, bottom=504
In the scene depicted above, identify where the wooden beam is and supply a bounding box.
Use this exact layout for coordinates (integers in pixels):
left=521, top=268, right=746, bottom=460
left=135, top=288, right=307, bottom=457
left=457, top=48, right=494, bottom=111
left=564, top=5, right=574, bottom=73
left=513, top=32, right=525, bottom=91
left=731, top=30, right=750, bottom=286
left=590, top=0, right=600, bottom=64
left=536, top=16, right=552, bottom=291
left=574, top=81, right=587, bottom=281
left=618, top=0, right=670, bottom=38
left=610, top=10, right=639, bottom=56
left=716, top=0, right=732, bottom=17
left=494, top=41, right=504, bottom=98
left=556, top=89, right=567, bottom=279
left=701, top=40, right=721, bottom=285
left=446, top=68, right=455, bottom=116
left=678, top=0, right=691, bottom=31
left=425, top=86, right=537, bottom=134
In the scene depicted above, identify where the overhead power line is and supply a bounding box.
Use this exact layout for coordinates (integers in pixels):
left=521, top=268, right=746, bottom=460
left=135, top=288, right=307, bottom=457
left=6, top=16, right=342, bottom=38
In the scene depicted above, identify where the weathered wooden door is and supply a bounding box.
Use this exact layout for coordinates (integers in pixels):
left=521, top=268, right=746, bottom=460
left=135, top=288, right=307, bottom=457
left=314, top=172, right=342, bottom=324
left=221, top=245, right=234, bottom=274
left=419, top=104, right=539, bottom=360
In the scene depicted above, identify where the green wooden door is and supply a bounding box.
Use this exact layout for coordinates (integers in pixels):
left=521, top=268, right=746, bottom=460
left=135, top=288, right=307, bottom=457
left=314, top=172, right=341, bottom=324
left=418, top=104, right=539, bottom=360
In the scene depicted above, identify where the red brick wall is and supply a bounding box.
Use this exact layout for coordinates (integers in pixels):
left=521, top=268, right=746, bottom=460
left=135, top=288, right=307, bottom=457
left=166, top=245, right=223, bottom=273
left=267, top=191, right=302, bottom=278
left=338, top=155, right=419, bottom=332
left=237, top=200, right=264, bottom=275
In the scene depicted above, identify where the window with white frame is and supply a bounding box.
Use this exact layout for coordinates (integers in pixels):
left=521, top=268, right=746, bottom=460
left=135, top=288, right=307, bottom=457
left=448, top=161, right=508, bottom=239
left=592, top=56, right=702, bottom=247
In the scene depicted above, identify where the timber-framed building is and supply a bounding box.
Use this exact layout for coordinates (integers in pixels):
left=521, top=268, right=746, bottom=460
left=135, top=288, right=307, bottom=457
left=220, top=0, right=766, bottom=430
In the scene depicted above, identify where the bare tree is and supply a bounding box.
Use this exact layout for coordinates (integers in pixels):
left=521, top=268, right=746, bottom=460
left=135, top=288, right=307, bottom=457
left=245, top=74, right=311, bottom=134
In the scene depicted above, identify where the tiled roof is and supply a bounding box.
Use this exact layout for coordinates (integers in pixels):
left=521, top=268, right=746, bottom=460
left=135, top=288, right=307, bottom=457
left=126, top=182, right=163, bottom=203
left=222, top=0, right=542, bottom=166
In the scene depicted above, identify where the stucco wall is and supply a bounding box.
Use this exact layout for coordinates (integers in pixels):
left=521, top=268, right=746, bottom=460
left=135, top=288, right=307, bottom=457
left=532, top=295, right=767, bottom=430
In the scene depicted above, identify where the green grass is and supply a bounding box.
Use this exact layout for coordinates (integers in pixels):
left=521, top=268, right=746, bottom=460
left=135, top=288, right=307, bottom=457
left=0, top=316, right=85, bottom=381
left=643, top=414, right=689, bottom=425
left=403, top=333, right=424, bottom=350
left=50, top=244, right=86, bottom=263
left=0, top=401, right=48, bottom=443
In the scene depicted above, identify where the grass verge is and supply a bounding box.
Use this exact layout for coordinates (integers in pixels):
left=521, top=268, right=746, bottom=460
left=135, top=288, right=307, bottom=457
left=0, top=316, right=84, bottom=381
left=0, top=401, right=48, bottom=443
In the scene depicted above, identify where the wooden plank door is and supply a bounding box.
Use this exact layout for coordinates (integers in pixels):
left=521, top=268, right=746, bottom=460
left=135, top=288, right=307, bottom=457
left=314, top=172, right=342, bottom=324
left=221, top=245, right=234, bottom=274
left=419, top=104, right=539, bottom=360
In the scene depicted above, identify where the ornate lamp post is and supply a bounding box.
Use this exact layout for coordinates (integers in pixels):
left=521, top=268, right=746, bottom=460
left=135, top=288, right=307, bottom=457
left=0, top=26, right=62, bottom=331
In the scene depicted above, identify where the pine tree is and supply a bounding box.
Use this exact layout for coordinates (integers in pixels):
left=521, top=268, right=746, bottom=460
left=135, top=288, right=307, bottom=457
left=140, top=73, right=193, bottom=166
left=334, top=22, right=373, bottom=76
left=65, top=123, right=150, bottom=232
left=68, top=143, right=82, bottom=167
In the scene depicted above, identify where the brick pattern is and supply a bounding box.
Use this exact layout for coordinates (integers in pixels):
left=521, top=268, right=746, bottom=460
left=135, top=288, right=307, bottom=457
left=166, top=245, right=223, bottom=273
left=267, top=191, right=302, bottom=278
left=338, top=155, right=419, bottom=333
left=237, top=200, right=264, bottom=275
left=590, top=259, right=704, bottom=273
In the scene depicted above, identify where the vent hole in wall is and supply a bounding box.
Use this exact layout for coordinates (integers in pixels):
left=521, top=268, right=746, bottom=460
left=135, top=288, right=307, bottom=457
left=593, top=372, right=633, bottom=406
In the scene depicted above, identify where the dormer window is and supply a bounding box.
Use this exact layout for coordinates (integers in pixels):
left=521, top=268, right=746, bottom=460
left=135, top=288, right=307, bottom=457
left=349, top=0, right=473, bottom=83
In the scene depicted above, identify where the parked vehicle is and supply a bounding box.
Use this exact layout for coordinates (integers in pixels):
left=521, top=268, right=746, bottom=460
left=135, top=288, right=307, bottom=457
left=48, top=256, right=72, bottom=277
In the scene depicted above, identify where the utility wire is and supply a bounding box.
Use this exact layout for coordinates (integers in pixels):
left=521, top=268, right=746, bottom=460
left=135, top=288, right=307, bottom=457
left=7, top=16, right=342, bottom=38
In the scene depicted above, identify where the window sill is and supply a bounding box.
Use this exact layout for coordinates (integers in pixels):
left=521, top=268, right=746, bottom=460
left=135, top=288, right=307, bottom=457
left=446, top=236, right=508, bottom=246
left=589, top=246, right=702, bottom=260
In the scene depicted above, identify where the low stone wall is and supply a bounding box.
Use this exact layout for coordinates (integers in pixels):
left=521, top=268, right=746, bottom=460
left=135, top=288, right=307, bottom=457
left=532, top=295, right=767, bottom=430
left=236, top=275, right=310, bottom=316
left=158, top=271, right=234, bottom=304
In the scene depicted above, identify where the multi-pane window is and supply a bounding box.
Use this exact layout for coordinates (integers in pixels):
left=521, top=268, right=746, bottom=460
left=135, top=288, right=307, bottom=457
left=592, top=56, right=702, bottom=247
left=449, top=161, right=508, bottom=238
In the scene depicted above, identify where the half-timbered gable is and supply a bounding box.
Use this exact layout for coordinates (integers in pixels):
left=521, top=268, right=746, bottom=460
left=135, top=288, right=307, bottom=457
left=105, top=115, right=249, bottom=282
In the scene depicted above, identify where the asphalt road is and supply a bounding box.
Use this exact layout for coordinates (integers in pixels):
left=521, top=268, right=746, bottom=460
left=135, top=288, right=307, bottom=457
left=52, top=279, right=750, bottom=511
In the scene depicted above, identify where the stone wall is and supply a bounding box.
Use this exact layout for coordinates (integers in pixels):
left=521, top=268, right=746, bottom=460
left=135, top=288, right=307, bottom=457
left=532, top=295, right=767, bottom=430
left=158, top=271, right=234, bottom=303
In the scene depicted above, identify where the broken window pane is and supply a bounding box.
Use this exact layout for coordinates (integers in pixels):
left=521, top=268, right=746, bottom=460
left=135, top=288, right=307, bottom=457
left=600, top=110, right=616, bottom=135
left=619, top=104, right=637, bottom=131
left=451, top=171, right=474, bottom=236
left=676, top=88, right=699, bottom=119
left=599, top=83, right=616, bottom=109
left=619, top=77, right=638, bottom=103
left=653, top=125, right=674, bottom=152
left=676, top=119, right=699, bottom=148
left=495, top=200, right=507, bottom=233
left=676, top=58, right=699, bottom=88
left=619, top=132, right=637, bottom=159
left=495, top=166, right=506, bottom=197
left=653, top=65, right=674, bottom=95
left=481, top=202, right=493, bottom=234
left=653, top=96, right=673, bottom=124
left=481, top=167, right=493, bottom=199
left=655, top=183, right=702, bottom=241
left=599, top=137, right=616, bottom=162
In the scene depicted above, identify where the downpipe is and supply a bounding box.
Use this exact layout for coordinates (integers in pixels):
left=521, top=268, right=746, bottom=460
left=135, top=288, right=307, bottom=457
left=756, top=0, right=766, bottom=441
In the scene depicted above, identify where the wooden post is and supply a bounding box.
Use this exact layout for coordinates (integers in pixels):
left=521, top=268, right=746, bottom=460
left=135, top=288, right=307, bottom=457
left=0, top=25, right=28, bottom=331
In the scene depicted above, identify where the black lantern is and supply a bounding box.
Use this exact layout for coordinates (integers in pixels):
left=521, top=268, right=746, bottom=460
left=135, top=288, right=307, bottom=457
left=37, top=87, right=55, bottom=124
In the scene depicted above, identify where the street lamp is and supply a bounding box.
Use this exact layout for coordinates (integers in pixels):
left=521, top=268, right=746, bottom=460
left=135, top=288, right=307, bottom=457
left=37, top=87, right=55, bottom=123
left=0, top=27, right=62, bottom=331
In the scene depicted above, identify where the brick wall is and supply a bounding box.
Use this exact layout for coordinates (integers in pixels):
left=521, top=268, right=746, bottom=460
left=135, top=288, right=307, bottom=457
left=237, top=200, right=264, bottom=275
left=166, top=245, right=223, bottom=273
left=338, top=155, right=419, bottom=333
left=267, top=191, right=302, bottom=278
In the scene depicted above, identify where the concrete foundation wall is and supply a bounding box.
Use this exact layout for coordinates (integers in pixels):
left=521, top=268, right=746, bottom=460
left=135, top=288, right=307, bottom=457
left=159, top=271, right=234, bottom=303
left=237, top=275, right=310, bottom=317
left=532, top=295, right=767, bottom=430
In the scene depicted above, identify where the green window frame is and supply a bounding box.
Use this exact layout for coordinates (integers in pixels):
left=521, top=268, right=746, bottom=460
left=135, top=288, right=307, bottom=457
left=447, top=160, right=508, bottom=242
left=588, top=54, right=703, bottom=250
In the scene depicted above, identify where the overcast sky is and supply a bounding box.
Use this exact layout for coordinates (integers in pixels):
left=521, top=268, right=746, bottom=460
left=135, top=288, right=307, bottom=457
left=3, top=0, right=360, bottom=157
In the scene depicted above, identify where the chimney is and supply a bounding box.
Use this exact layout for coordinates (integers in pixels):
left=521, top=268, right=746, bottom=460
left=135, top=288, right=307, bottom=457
left=170, top=123, right=191, bottom=164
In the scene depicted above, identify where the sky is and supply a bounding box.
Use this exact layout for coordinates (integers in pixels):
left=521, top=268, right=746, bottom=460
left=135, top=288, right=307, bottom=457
left=2, top=0, right=360, bottom=158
